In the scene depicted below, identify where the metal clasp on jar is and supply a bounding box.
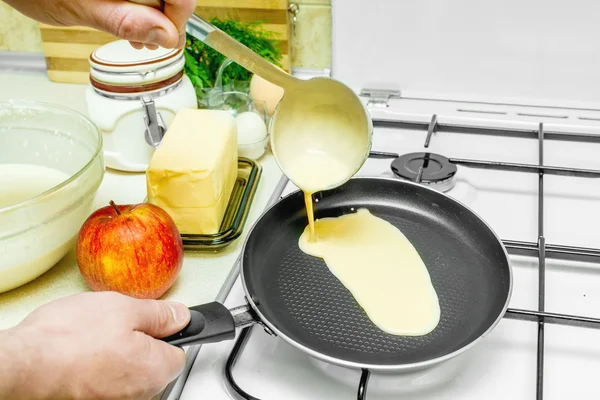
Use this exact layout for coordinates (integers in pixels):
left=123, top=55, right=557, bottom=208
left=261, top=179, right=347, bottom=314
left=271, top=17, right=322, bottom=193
left=141, top=96, right=167, bottom=148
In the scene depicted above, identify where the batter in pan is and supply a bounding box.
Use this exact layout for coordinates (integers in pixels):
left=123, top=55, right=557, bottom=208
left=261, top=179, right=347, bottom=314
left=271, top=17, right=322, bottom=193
left=299, top=208, right=441, bottom=336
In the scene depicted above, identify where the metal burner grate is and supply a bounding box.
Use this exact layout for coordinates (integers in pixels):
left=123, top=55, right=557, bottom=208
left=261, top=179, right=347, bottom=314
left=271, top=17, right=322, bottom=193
left=224, top=116, right=600, bottom=400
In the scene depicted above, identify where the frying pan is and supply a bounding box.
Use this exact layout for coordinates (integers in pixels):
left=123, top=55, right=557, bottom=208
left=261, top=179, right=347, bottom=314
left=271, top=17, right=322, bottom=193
left=162, top=177, right=512, bottom=372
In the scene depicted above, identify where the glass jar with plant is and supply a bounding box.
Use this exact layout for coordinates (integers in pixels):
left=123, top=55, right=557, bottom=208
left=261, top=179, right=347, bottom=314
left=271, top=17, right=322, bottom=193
left=183, top=17, right=284, bottom=105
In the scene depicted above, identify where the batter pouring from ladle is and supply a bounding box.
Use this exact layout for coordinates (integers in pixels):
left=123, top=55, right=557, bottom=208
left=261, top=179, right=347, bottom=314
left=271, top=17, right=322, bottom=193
left=269, top=86, right=440, bottom=336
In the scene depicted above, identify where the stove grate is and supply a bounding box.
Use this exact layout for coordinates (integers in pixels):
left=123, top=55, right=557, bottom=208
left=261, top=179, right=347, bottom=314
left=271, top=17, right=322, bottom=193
left=223, top=117, right=600, bottom=400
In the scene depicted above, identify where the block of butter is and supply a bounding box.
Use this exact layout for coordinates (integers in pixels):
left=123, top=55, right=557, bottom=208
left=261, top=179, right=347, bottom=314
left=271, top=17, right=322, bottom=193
left=146, top=109, right=238, bottom=234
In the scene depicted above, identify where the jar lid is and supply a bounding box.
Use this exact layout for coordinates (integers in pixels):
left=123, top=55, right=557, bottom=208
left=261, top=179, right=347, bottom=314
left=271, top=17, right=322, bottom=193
left=89, top=40, right=184, bottom=86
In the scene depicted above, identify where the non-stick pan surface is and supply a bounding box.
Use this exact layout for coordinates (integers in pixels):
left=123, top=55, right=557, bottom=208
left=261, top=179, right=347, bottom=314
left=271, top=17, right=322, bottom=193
left=242, top=177, right=512, bottom=370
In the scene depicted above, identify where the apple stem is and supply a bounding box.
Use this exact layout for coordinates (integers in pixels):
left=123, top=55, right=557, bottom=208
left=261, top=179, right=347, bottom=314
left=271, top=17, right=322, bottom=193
left=109, top=200, right=121, bottom=216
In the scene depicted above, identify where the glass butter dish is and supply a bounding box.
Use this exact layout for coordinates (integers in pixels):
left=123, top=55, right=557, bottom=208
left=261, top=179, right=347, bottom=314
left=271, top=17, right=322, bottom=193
left=144, top=157, right=262, bottom=251
left=180, top=157, right=262, bottom=251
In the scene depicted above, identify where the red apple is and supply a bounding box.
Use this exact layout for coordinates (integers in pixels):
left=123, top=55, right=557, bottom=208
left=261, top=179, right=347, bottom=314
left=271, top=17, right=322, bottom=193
left=76, top=201, right=184, bottom=299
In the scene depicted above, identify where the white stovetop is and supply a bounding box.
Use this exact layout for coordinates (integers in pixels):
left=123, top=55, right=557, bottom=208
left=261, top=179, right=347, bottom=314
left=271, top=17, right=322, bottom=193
left=178, top=99, right=600, bottom=400
left=0, top=72, right=283, bottom=329
left=6, top=69, right=600, bottom=399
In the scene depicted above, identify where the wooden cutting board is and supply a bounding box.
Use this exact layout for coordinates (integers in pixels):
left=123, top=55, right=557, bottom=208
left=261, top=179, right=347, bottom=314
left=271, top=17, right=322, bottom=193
left=38, top=0, right=291, bottom=84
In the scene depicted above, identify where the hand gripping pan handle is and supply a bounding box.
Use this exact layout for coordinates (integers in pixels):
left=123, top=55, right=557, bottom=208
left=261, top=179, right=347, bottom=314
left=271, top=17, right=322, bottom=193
left=161, top=302, right=257, bottom=347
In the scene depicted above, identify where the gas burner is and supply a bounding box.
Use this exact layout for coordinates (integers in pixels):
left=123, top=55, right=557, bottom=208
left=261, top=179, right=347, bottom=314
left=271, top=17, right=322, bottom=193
left=391, top=152, right=457, bottom=192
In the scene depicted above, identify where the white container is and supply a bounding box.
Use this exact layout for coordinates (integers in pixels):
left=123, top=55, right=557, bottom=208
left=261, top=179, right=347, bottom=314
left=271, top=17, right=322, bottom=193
left=85, top=40, right=198, bottom=172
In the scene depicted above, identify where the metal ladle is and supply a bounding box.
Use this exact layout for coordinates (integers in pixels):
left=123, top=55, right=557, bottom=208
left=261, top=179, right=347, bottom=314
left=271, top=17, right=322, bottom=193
left=129, top=1, right=373, bottom=191
left=185, top=15, right=372, bottom=191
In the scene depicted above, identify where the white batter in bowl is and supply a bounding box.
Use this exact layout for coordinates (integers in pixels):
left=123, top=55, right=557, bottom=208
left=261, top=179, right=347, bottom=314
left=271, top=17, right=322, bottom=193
left=0, top=101, right=104, bottom=293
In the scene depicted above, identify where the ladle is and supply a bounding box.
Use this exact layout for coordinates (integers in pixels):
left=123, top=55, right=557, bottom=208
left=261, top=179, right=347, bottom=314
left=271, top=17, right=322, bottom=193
left=188, top=15, right=373, bottom=192
left=129, top=1, right=373, bottom=191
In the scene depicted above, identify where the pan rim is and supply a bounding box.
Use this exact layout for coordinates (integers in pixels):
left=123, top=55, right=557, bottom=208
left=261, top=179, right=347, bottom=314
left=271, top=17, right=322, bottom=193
left=240, top=175, right=514, bottom=372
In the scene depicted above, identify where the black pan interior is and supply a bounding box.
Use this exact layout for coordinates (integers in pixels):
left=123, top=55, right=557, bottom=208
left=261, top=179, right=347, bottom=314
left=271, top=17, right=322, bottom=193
left=242, top=178, right=511, bottom=366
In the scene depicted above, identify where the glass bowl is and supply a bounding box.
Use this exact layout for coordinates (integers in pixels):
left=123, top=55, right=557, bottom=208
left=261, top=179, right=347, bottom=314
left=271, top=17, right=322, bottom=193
left=0, top=101, right=105, bottom=293
left=200, top=90, right=252, bottom=114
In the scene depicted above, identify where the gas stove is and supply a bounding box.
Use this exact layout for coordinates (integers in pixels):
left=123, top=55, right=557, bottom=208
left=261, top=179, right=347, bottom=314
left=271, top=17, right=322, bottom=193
left=171, top=1, right=600, bottom=399
left=175, top=96, right=600, bottom=400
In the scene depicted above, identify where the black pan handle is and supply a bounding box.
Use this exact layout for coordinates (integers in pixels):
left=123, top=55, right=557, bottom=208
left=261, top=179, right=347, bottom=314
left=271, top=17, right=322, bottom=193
left=161, top=302, right=238, bottom=347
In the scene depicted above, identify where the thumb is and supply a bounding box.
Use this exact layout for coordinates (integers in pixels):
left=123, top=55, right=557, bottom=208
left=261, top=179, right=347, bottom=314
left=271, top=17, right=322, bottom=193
left=131, top=300, right=191, bottom=338
left=89, top=2, right=180, bottom=48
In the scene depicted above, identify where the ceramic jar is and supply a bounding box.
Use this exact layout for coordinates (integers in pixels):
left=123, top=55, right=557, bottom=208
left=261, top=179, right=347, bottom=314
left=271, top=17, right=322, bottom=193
left=85, top=40, right=197, bottom=172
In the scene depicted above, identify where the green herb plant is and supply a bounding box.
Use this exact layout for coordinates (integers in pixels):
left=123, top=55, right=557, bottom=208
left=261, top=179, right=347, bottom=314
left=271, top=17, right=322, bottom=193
left=184, top=17, right=283, bottom=90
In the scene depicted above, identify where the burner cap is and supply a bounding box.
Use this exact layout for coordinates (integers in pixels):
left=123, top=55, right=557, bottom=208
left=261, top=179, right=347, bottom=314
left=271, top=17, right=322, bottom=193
left=391, top=152, right=457, bottom=192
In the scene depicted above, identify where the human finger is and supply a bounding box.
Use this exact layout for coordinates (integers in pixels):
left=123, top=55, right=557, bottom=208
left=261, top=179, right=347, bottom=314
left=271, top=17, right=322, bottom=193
left=129, top=41, right=145, bottom=49
left=129, top=299, right=191, bottom=338
left=138, top=334, right=187, bottom=392
left=96, top=2, right=180, bottom=48
left=163, top=0, right=196, bottom=34
left=177, top=33, right=186, bottom=49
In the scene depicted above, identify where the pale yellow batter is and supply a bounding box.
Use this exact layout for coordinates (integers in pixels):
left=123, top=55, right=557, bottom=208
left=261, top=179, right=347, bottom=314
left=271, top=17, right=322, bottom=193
left=293, top=153, right=352, bottom=241
left=299, top=208, right=441, bottom=336
left=0, top=164, right=68, bottom=208
left=262, top=62, right=439, bottom=335
left=304, top=192, right=316, bottom=240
